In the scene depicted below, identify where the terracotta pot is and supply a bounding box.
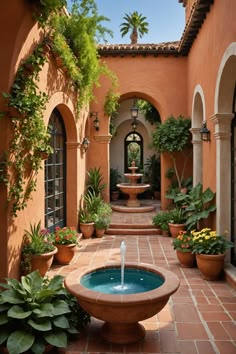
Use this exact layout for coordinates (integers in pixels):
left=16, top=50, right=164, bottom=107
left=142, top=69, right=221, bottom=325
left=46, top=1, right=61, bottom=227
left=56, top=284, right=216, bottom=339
left=176, top=250, right=196, bottom=268
left=162, top=230, right=169, bottom=237
left=196, top=253, right=226, bottom=280
left=54, top=244, right=77, bottom=265
left=95, top=228, right=106, bottom=238
left=80, top=222, right=94, bottom=239
left=30, top=247, right=57, bottom=277
left=168, top=223, right=186, bottom=238
left=111, top=190, right=120, bottom=201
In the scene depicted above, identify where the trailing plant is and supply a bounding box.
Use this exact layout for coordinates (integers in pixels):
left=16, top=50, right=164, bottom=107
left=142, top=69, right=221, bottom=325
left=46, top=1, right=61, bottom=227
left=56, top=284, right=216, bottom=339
left=0, top=44, right=53, bottom=216
left=0, top=270, right=90, bottom=354
left=137, top=100, right=161, bottom=126
left=152, top=115, right=192, bottom=190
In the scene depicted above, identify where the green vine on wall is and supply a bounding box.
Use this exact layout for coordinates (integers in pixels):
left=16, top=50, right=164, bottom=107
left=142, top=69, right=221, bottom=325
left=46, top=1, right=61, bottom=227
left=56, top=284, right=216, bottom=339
left=1, top=45, right=52, bottom=216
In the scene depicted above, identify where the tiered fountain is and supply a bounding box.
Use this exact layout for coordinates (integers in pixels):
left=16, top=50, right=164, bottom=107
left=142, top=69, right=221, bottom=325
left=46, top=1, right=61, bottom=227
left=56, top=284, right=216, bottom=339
left=113, top=161, right=154, bottom=212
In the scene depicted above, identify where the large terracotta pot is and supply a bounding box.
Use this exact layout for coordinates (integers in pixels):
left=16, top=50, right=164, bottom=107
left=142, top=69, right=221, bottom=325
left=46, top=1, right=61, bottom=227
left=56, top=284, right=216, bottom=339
left=80, top=222, right=95, bottom=239
left=30, top=247, right=58, bottom=276
left=176, top=250, right=196, bottom=268
left=54, top=244, right=77, bottom=265
left=168, top=223, right=186, bottom=238
left=196, top=253, right=226, bottom=280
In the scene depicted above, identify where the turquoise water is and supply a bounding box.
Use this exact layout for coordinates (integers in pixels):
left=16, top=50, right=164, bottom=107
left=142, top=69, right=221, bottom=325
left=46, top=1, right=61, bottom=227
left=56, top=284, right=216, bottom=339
left=80, top=268, right=164, bottom=294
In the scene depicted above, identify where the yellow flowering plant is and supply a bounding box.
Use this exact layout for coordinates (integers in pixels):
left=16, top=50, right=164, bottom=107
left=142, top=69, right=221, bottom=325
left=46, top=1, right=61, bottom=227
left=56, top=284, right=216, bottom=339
left=53, top=226, right=79, bottom=245
left=172, top=230, right=194, bottom=253
left=191, top=228, right=233, bottom=255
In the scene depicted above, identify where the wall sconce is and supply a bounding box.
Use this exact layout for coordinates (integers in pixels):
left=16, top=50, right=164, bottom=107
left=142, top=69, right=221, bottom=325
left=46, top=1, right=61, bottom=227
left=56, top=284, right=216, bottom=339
left=82, top=137, right=90, bottom=152
left=90, top=112, right=99, bottom=131
left=200, top=121, right=210, bottom=142
left=130, top=100, right=139, bottom=119
left=130, top=100, right=139, bottom=131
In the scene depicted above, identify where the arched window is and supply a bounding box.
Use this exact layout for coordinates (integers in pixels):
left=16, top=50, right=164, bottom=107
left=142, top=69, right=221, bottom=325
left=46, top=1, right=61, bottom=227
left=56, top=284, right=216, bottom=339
left=124, top=132, right=143, bottom=172
left=45, top=109, right=66, bottom=232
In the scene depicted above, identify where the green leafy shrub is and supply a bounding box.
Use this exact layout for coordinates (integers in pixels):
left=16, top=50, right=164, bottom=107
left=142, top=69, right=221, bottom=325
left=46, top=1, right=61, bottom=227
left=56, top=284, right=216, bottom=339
left=0, top=271, right=90, bottom=354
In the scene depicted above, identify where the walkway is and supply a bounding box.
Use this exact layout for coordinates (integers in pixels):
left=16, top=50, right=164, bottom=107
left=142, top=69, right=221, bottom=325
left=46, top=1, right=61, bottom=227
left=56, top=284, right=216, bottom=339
left=48, top=201, right=236, bottom=354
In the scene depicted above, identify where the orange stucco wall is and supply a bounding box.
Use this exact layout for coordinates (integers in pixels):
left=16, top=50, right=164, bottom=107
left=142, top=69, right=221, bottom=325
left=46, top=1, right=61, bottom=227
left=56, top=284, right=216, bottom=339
left=186, top=0, right=236, bottom=192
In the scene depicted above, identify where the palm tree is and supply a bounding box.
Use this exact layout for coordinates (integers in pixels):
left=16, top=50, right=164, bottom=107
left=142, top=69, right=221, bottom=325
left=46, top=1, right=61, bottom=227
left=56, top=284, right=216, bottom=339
left=120, top=11, right=149, bottom=44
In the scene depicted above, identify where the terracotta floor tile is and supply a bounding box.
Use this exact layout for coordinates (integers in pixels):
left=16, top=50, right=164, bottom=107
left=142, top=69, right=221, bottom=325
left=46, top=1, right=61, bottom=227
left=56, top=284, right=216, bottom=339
left=214, top=341, right=236, bottom=354
left=173, top=303, right=201, bottom=322
left=159, top=330, right=179, bottom=352
left=201, top=311, right=231, bottom=321
left=195, top=340, right=217, bottom=354
left=176, top=323, right=209, bottom=340
left=178, top=340, right=197, bottom=354
left=222, top=322, right=236, bottom=340
left=206, top=321, right=231, bottom=340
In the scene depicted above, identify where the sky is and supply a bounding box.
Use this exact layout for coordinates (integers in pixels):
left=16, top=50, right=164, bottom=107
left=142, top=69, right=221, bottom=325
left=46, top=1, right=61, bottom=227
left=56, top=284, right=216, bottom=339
left=67, top=0, right=185, bottom=44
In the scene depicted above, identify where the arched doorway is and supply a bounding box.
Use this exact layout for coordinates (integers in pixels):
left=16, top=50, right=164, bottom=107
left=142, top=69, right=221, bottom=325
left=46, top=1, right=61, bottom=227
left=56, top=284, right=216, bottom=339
left=45, top=109, right=66, bottom=231
left=124, top=132, right=143, bottom=172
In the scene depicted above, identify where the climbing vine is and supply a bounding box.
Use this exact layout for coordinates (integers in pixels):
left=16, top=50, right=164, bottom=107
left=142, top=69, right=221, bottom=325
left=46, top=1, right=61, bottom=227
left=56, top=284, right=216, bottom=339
left=0, top=0, right=120, bottom=216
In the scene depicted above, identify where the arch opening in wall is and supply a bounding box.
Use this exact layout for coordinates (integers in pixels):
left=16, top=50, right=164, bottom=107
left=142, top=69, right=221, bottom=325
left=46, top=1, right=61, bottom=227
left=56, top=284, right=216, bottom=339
left=44, top=109, right=66, bottom=232
left=191, top=87, right=205, bottom=186
left=125, top=132, right=143, bottom=173
left=231, top=83, right=236, bottom=266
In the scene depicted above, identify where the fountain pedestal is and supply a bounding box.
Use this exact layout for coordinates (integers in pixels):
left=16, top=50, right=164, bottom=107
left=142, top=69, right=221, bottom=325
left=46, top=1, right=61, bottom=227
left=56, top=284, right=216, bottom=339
left=101, top=321, right=145, bottom=344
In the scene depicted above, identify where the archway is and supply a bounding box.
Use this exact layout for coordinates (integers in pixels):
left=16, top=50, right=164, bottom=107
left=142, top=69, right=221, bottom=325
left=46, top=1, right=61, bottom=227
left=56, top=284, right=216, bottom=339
left=212, top=42, right=236, bottom=264
left=191, top=85, right=205, bottom=186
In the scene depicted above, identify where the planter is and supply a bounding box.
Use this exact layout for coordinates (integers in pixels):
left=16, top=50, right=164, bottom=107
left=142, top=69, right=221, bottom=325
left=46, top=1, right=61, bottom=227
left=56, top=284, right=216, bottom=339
left=80, top=222, right=95, bottom=239
left=176, top=250, right=196, bottom=268
left=95, top=228, right=106, bottom=238
left=196, top=253, right=226, bottom=281
left=30, top=247, right=57, bottom=277
left=54, top=244, right=78, bottom=265
left=111, top=190, right=120, bottom=201
left=168, top=223, right=186, bottom=238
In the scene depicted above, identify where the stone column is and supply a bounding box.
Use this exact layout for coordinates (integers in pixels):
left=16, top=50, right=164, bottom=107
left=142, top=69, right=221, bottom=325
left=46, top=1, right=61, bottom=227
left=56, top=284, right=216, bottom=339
left=211, top=113, right=234, bottom=236
left=190, top=127, right=203, bottom=186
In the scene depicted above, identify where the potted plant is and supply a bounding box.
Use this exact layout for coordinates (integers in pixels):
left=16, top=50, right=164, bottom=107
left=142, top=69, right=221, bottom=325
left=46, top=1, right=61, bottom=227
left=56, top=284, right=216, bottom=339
left=172, top=230, right=195, bottom=268
left=21, top=221, right=57, bottom=276
left=110, top=167, right=122, bottom=201
left=94, top=202, right=112, bottom=237
left=183, top=183, right=216, bottom=231
left=168, top=207, right=187, bottom=238
left=53, top=226, right=80, bottom=265
left=152, top=211, right=171, bottom=236
left=79, top=190, right=102, bottom=239
left=144, top=154, right=161, bottom=199
left=86, top=166, right=107, bottom=196
left=151, top=115, right=192, bottom=191
left=0, top=270, right=90, bottom=354
left=191, top=228, right=233, bottom=280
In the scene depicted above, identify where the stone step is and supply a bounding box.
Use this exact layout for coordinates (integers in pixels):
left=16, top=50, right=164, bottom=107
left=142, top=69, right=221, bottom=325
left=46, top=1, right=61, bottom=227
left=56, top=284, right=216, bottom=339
left=109, top=223, right=157, bottom=229
left=106, top=227, right=161, bottom=236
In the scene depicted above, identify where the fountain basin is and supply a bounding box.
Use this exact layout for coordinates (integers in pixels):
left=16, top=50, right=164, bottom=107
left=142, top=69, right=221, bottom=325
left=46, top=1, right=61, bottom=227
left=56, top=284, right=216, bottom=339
left=64, top=262, right=180, bottom=344
left=117, top=183, right=150, bottom=207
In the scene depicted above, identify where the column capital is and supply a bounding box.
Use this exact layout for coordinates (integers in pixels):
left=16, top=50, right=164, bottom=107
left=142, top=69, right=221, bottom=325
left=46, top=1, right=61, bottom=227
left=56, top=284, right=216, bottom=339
left=211, top=113, right=234, bottom=140
left=94, top=135, right=112, bottom=144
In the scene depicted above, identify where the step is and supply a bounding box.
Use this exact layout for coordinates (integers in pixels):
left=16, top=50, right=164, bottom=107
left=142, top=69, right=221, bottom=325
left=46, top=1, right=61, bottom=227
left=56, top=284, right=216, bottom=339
left=106, top=227, right=162, bottom=236
left=109, top=223, right=157, bottom=229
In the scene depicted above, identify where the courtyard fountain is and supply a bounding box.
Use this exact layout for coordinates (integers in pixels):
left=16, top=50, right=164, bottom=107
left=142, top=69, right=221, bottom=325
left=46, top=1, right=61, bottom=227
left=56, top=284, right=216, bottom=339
left=64, top=241, right=180, bottom=344
left=114, top=161, right=155, bottom=212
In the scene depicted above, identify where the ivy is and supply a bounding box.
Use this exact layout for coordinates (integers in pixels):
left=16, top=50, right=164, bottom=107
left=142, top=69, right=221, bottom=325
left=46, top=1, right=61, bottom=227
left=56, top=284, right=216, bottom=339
left=0, top=45, right=52, bottom=216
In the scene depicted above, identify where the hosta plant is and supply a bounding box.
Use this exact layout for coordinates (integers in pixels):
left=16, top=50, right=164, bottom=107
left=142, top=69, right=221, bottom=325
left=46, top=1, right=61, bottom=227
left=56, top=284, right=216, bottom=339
left=0, top=270, right=90, bottom=354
